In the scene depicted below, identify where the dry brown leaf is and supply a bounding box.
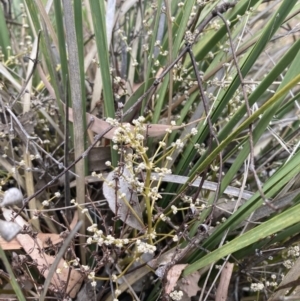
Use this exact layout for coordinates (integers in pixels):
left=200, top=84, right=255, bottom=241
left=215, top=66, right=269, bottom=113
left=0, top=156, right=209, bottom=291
left=68, top=107, right=188, bottom=139
left=87, top=146, right=111, bottom=171
left=68, top=107, right=115, bottom=139
left=178, top=271, right=201, bottom=297
left=103, top=166, right=144, bottom=231
left=165, top=264, right=187, bottom=294
left=2, top=209, right=82, bottom=298
left=215, top=262, right=234, bottom=301
left=0, top=233, right=64, bottom=250
left=145, top=124, right=182, bottom=137
left=16, top=233, right=82, bottom=298
left=0, top=211, right=78, bottom=250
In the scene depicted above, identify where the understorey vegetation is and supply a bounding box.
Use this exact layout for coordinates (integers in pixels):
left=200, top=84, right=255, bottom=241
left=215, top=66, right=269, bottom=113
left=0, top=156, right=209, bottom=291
left=1, top=0, right=300, bottom=300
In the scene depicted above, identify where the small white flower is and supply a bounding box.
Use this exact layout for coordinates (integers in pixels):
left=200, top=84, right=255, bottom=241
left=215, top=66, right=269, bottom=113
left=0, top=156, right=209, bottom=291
left=283, top=260, right=293, bottom=269
left=105, top=161, right=112, bottom=166
left=191, top=128, right=198, bottom=136
left=19, top=160, right=25, bottom=166
left=106, top=118, right=119, bottom=126
left=42, top=200, right=50, bottom=206
left=104, top=235, right=115, bottom=245
left=132, top=59, right=138, bottom=67
left=170, top=290, right=183, bottom=301
left=250, top=282, right=264, bottom=292
left=160, top=214, right=167, bottom=221
left=172, top=139, right=184, bottom=149
left=91, top=281, right=97, bottom=287
left=137, top=116, right=145, bottom=123
left=112, top=274, right=118, bottom=282
left=88, top=271, right=95, bottom=280
left=149, top=231, right=157, bottom=239
left=73, top=260, right=79, bottom=266
left=173, top=235, right=179, bottom=242
left=87, top=224, right=98, bottom=232
left=96, top=230, right=103, bottom=236
left=136, top=241, right=156, bottom=254
left=54, top=192, right=60, bottom=198
left=171, top=205, right=178, bottom=214
left=82, top=265, right=90, bottom=271
left=136, top=133, right=144, bottom=140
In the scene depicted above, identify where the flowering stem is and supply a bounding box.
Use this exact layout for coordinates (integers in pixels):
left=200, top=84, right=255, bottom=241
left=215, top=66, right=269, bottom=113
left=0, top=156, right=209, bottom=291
left=144, top=157, right=153, bottom=243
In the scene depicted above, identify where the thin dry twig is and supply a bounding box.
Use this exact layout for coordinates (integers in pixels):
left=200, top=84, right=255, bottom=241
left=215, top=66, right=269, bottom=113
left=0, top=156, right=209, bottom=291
left=14, top=125, right=114, bottom=219
left=122, top=2, right=237, bottom=119
left=187, top=46, right=223, bottom=213
left=39, top=221, right=83, bottom=301
left=10, top=31, right=42, bottom=109
left=216, top=11, right=277, bottom=211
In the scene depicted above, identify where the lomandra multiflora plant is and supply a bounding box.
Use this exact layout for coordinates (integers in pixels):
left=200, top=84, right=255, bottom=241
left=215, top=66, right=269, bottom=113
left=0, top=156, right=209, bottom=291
left=2, top=0, right=300, bottom=300
left=74, top=116, right=202, bottom=298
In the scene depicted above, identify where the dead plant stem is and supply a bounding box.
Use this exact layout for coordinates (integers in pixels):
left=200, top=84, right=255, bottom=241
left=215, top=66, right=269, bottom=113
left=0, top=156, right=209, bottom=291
left=216, top=12, right=277, bottom=211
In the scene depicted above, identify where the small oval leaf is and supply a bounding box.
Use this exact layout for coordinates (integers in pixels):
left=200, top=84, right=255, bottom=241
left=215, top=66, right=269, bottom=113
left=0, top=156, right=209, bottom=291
left=0, top=219, right=22, bottom=241
left=0, top=188, right=23, bottom=207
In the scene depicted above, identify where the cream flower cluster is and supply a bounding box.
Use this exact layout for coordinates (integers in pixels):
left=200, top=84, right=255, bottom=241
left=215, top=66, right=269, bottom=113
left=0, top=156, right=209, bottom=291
left=86, top=224, right=158, bottom=255
left=170, top=290, right=183, bottom=301
left=86, top=225, right=130, bottom=248
left=108, top=116, right=148, bottom=153
left=136, top=240, right=156, bottom=254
